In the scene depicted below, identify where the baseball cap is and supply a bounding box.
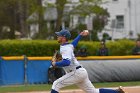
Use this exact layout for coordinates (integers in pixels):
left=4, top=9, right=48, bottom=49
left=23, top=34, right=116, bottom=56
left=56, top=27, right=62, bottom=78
left=55, top=29, right=71, bottom=39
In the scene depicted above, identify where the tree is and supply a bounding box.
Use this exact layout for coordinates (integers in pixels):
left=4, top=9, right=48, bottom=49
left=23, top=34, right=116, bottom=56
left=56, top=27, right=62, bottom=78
left=55, top=0, right=67, bottom=31
left=0, top=0, right=33, bottom=39
left=70, top=1, right=109, bottom=41
left=70, top=0, right=107, bottom=15
left=92, top=13, right=109, bottom=41
left=27, top=0, right=48, bottom=39
left=34, top=0, right=47, bottom=39
left=0, top=0, right=48, bottom=39
left=0, top=0, right=109, bottom=40
left=0, top=0, right=18, bottom=39
left=45, top=0, right=109, bottom=40
left=18, top=0, right=31, bottom=38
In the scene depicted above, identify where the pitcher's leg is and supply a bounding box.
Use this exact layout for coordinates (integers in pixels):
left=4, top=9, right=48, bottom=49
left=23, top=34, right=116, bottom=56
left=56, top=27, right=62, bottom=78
left=51, top=89, right=59, bottom=93
left=51, top=71, right=80, bottom=92
left=76, top=78, right=99, bottom=93
left=99, top=86, right=126, bottom=93
left=99, top=88, right=120, bottom=93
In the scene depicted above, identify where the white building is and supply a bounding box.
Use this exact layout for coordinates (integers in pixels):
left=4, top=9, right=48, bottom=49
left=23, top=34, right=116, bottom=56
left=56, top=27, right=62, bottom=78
left=30, top=0, right=140, bottom=40
left=100, top=0, right=140, bottom=40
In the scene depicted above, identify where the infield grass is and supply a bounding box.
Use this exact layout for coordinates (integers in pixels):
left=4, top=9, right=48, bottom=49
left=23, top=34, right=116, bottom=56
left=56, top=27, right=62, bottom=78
left=0, top=81, right=140, bottom=93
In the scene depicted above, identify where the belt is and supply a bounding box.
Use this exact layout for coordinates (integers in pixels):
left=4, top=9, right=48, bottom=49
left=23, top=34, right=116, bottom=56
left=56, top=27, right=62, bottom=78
left=76, top=66, right=82, bottom=69
left=67, top=66, right=82, bottom=73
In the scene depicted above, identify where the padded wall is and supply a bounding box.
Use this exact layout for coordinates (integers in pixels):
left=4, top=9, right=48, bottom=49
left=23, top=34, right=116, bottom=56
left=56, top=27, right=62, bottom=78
left=80, top=59, right=140, bottom=82
left=0, top=60, right=24, bottom=85
left=26, top=60, right=51, bottom=84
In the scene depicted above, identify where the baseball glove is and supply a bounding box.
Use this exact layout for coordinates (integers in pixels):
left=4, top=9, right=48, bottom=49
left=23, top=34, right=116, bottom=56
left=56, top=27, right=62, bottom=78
left=51, top=50, right=62, bottom=63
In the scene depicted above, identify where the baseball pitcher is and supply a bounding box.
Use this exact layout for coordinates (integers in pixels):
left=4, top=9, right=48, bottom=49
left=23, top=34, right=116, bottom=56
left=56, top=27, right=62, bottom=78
left=50, top=29, right=126, bottom=93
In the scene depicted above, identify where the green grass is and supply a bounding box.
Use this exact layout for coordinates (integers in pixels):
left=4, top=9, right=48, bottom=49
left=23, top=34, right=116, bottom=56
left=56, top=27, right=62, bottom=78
left=0, top=81, right=140, bottom=93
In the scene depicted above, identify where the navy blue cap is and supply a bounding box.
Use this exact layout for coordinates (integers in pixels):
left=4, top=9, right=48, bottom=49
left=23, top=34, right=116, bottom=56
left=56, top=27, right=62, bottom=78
left=55, top=29, right=71, bottom=39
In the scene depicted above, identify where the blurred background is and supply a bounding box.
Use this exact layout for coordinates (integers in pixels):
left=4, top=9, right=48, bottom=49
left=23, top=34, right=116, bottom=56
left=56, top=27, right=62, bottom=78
left=0, top=0, right=139, bottom=41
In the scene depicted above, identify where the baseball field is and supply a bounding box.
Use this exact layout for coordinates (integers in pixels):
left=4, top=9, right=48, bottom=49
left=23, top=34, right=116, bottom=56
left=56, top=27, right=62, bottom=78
left=0, top=81, right=140, bottom=93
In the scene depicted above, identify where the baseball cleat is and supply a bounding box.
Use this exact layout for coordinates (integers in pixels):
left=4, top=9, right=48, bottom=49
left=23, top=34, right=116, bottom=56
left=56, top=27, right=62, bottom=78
left=118, top=86, right=127, bottom=93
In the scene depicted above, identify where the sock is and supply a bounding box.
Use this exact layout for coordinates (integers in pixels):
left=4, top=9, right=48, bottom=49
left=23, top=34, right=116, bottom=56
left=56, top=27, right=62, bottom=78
left=99, top=88, right=119, bottom=93
left=51, top=89, right=59, bottom=93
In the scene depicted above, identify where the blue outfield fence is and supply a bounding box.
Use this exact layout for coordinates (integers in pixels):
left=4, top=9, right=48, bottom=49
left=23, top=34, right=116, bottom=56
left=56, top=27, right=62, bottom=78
left=0, top=56, right=52, bottom=86
left=27, top=60, right=51, bottom=84
left=1, top=60, right=24, bottom=85
left=0, top=57, right=2, bottom=85
left=0, top=56, right=140, bottom=86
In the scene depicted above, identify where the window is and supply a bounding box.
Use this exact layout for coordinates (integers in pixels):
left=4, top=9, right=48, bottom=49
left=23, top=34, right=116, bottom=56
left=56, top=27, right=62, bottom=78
left=116, top=15, right=124, bottom=29
left=78, top=16, right=85, bottom=24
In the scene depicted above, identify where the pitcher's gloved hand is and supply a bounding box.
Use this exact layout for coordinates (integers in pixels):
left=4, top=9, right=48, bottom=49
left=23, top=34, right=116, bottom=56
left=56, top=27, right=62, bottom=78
left=51, top=50, right=62, bottom=66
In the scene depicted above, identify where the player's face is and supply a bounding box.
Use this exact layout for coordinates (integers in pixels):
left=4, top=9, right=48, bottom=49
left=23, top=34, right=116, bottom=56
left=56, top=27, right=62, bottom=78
left=57, top=36, right=66, bottom=43
left=57, top=36, right=62, bottom=43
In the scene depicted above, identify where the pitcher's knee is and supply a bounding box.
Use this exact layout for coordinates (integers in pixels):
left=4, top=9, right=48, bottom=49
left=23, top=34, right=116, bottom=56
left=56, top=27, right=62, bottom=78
left=52, top=80, right=62, bottom=91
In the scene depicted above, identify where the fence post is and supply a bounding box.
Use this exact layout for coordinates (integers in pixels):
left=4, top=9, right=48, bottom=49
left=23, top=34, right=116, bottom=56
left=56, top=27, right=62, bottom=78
left=23, top=55, right=28, bottom=85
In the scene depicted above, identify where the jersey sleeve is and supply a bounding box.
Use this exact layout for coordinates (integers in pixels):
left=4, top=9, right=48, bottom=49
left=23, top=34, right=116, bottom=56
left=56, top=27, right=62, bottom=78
left=71, top=35, right=82, bottom=48
left=55, top=59, right=70, bottom=67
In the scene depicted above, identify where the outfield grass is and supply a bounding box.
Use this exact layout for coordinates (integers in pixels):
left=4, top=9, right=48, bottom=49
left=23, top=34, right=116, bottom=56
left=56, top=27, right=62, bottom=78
left=0, top=81, right=140, bottom=93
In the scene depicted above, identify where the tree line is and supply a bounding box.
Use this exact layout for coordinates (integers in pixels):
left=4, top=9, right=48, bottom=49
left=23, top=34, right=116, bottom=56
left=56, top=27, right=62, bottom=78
left=0, top=0, right=109, bottom=40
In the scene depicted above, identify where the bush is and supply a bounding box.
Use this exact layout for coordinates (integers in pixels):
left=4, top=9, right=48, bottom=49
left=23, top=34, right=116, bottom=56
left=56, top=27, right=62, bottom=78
left=0, top=40, right=59, bottom=56
left=0, top=39, right=135, bottom=56
left=107, top=39, right=135, bottom=56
